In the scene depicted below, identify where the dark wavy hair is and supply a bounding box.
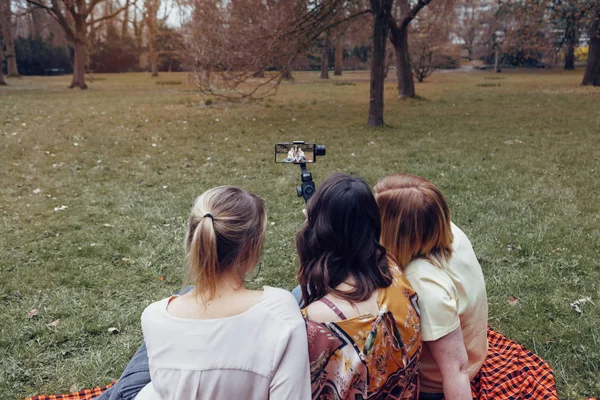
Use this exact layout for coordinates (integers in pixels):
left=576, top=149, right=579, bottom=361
left=296, top=173, right=393, bottom=306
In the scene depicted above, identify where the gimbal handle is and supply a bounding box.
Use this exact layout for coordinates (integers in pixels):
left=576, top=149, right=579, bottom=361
left=297, top=163, right=316, bottom=203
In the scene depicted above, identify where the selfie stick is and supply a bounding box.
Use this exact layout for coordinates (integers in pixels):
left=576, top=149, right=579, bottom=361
left=297, top=163, right=316, bottom=203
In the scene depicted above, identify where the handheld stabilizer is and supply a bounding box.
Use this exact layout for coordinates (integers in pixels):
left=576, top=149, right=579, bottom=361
left=274, top=141, right=326, bottom=203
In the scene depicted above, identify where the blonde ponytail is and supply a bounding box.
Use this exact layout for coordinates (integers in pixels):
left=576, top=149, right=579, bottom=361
left=188, top=215, right=219, bottom=300
left=184, top=186, right=267, bottom=301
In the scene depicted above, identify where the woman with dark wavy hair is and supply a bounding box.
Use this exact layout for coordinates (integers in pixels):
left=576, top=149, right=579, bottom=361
left=296, top=173, right=422, bottom=399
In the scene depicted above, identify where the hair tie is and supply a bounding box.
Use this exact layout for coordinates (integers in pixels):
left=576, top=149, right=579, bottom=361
left=203, top=213, right=214, bottom=221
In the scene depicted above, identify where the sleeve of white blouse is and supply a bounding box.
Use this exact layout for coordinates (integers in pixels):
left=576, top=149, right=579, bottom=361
left=269, top=320, right=312, bottom=400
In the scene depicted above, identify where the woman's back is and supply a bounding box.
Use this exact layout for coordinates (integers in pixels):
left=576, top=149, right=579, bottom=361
left=136, top=287, right=311, bottom=400
left=302, top=265, right=421, bottom=399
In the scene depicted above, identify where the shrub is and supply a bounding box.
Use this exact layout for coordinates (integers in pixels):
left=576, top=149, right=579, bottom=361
left=90, top=29, right=140, bottom=73
left=155, top=80, right=182, bottom=85
left=14, top=37, right=73, bottom=76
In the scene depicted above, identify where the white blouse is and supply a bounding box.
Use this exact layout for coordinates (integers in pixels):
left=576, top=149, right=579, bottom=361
left=135, top=287, right=311, bottom=400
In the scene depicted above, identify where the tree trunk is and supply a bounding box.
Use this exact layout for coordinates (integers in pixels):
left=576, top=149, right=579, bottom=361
left=564, top=40, right=575, bottom=70
left=70, top=39, right=88, bottom=89
left=368, top=0, right=393, bottom=127
left=466, top=45, right=473, bottom=61
left=122, top=3, right=129, bottom=36
left=393, top=25, right=414, bottom=98
left=582, top=8, right=600, bottom=86
left=320, top=34, right=330, bottom=79
left=494, top=46, right=500, bottom=73
left=282, top=67, right=293, bottom=80
left=334, top=36, right=343, bottom=76
left=0, top=0, right=20, bottom=78
left=150, top=52, right=158, bottom=77
left=0, top=48, right=6, bottom=85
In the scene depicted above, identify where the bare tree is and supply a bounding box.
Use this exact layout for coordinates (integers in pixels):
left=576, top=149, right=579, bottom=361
left=185, top=0, right=362, bottom=97
left=0, top=0, right=20, bottom=77
left=140, top=0, right=162, bottom=76
left=320, top=31, right=331, bottom=79
left=478, top=0, right=505, bottom=72
left=388, top=0, right=452, bottom=98
left=549, top=0, right=596, bottom=70
left=26, top=0, right=128, bottom=89
left=368, top=0, right=394, bottom=126
left=454, top=0, right=486, bottom=61
left=0, top=44, right=6, bottom=85
left=582, top=3, right=600, bottom=85
left=409, top=3, right=453, bottom=82
left=185, top=0, right=393, bottom=126
left=334, top=35, right=343, bottom=75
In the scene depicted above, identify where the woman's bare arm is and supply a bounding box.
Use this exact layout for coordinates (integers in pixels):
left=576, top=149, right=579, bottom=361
left=424, top=326, right=472, bottom=400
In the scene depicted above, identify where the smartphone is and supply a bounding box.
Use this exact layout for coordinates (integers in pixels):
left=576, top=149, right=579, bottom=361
left=274, top=143, right=316, bottom=164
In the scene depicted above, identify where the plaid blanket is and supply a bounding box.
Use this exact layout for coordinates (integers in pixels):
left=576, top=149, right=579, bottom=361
left=471, top=328, right=558, bottom=399
left=25, top=381, right=115, bottom=400
left=25, top=328, right=564, bottom=400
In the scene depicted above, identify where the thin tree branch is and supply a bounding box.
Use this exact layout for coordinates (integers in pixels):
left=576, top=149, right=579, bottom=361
left=401, top=0, right=432, bottom=29
left=90, top=1, right=128, bottom=25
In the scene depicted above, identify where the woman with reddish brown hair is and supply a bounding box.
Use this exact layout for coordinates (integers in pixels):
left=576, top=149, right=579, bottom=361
left=375, top=174, right=488, bottom=400
left=374, top=173, right=559, bottom=400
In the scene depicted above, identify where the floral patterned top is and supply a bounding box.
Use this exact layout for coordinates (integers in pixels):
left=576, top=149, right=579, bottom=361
left=302, top=264, right=421, bottom=400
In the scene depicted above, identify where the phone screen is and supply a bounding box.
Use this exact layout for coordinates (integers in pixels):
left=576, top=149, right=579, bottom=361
left=274, top=143, right=316, bottom=163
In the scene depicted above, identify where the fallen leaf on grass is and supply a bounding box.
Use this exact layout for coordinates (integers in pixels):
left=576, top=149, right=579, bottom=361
left=27, top=308, right=39, bottom=319
left=46, top=319, right=61, bottom=327
left=53, top=205, right=68, bottom=212
left=570, top=297, right=595, bottom=316
left=507, top=296, right=519, bottom=306
left=69, top=383, right=77, bottom=392
left=158, top=275, right=164, bottom=281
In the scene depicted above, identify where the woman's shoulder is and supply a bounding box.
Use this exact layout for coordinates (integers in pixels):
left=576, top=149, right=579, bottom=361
left=260, top=287, right=304, bottom=327
left=142, top=297, right=171, bottom=317
left=402, top=256, right=441, bottom=277
left=140, top=297, right=175, bottom=336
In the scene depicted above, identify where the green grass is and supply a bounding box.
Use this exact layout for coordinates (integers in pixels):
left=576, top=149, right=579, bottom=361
left=1, top=70, right=599, bottom=399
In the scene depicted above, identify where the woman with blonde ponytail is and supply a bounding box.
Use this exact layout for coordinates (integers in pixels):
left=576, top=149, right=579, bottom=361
left=130, top=186, right=310, bottom=400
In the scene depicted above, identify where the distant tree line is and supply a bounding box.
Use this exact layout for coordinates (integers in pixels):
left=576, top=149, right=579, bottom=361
left=1, top=0, right=599, bottom=124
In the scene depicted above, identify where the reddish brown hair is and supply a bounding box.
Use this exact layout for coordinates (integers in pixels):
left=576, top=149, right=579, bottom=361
left=374, top=173, right=453, bottom=270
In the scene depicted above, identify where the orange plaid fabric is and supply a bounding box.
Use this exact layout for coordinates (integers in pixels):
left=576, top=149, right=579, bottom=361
left=24, top=381, right=116, bottom=400
left=471, top=328, right=558, bottom=399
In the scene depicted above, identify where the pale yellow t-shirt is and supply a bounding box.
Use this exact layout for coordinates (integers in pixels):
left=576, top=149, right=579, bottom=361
left=404, top=223, right=488, bottom=393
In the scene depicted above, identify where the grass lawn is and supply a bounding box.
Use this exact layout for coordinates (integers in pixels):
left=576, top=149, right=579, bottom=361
left=1, top=70, right=599, bottom=399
